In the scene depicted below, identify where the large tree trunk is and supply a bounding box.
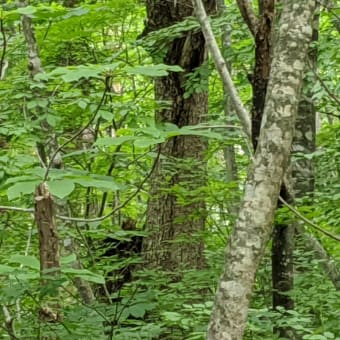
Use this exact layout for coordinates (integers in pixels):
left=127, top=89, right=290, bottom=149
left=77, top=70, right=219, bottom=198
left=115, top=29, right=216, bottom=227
left=237, top=0, right=296, bottom=326
left=142, top=0, right=216, bottom=270
left=207, top=1, right=316, bottom=338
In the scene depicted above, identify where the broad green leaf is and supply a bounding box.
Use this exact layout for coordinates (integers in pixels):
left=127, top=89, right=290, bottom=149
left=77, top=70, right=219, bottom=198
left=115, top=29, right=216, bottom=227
left=9, top=255, right=40, bottom=270
left=0, top=265, right=15, bottom=274
left=179, top=127, right=224, bottom=140
left=77, top=99, right=88, bottom=110
left=95, top=135, right=135, bottom=147
left=127, top=64, right=183, bottom=77
left=46, top=114, right=60, bottom=127
left=63, top=7, right=89, bottom=19
left=128, top=303, right=148, bottom=318
left=98, top=110, right=114, bottom=121
left=49, top=63, right=120, bottom=82
left=134, top=137, right=164, bottom=148
left=16, top=6, right=37, bottom=17
left=7, top=181, right=40, bottom=200
left=53, top=65, right=102, bottom=82
left=74, top=178, right=121, bottom=191
left=62, top=268, right=105, bottom=284
left=61, top=254, right=77, bottom=265
left=48, top=179, right=75, bottom=199
left=162, top=311, right=182, bottom=322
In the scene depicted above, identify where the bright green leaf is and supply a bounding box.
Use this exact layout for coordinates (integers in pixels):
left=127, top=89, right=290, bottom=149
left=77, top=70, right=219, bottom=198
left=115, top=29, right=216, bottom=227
left=16, top=6, right=37, bottom=17
left=48, top=179, right=75, bottom=199
left=62, top=268, right=105, bottom=284
left=7, top=181, right=40, bottom=200
left=95, top=135, right=135, bottom=147
left=134, top=137, right=164, bottom=148
left=0, top=265, right=15, bottom=274
left=9, top=255, right=40, bottom=270
left=127, top=64, right=183, bottom=77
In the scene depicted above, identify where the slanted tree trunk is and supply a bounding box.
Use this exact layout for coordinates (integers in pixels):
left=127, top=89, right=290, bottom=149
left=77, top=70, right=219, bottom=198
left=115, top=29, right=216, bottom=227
left=207, top=1, right=316, bottom=338
left=236, top=0, right=296, bottom=326
left=142, top=0, right=215, bottom=271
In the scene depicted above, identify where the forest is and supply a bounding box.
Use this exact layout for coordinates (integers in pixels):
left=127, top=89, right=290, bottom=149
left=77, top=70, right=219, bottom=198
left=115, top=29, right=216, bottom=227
left=0, top=0, right=339, bottom=339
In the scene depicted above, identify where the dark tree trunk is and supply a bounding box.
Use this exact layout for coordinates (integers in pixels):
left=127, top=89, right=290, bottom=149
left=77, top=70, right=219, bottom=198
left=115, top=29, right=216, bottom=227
left=250, top=0, right=275, bottom=150
left=142, top=0, right=215, bottom=270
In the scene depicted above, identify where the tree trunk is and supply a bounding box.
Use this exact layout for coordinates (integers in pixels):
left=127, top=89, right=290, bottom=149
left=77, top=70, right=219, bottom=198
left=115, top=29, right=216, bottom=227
left=142, top=0, right=215, bottom=270
left=238, top=0, right=296, bottom=327
left=207, top=1, right=316, bottom=338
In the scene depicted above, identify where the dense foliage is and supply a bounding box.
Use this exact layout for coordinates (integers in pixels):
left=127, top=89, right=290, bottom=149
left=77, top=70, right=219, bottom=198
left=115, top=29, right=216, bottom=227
left=0, top=1, right=339, bottom=339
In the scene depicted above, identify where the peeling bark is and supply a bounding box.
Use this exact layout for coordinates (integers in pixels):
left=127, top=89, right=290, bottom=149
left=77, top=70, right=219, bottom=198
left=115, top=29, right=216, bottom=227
left=35, top=183, right=60, bottom=276
left=35, top=183, right=61, bottom=322
left=207, top=1, right=316, bottom=338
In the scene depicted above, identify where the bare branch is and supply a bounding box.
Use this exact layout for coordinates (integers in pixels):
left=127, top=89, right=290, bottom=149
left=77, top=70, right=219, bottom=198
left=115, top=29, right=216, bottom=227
left=309, top=62, right=340, bottom=108
left=192, top=0, right=252, bottom=139
left=279, top=196, right=340, bottom=242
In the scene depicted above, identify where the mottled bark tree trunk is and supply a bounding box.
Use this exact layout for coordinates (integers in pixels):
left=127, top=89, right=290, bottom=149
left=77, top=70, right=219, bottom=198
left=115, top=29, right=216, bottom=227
left=142, top=0, right=215, bottom=270
left=207, top=1, right=316, bottom=338
left=237, top=0, right=296, bottom=327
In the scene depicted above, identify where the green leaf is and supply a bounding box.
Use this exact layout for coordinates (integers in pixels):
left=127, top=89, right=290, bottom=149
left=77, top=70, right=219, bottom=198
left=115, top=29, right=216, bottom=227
left=48, top=179, right=75, bottom=199
left=162, top=311, right=182, bottom=322
left=128, top=303, right=148, bottom=318
left=95, top=135, right=135, bottom=147
left=77, top=99, right=88, bottom=110
left=98, top=110, right=114, bottom=121
left=7, top=181, right=40, bottom=200
left=16, top=6, right=37, bottom=17
left=74, top=178, right=121, bottom=191
left=0, top=265, right=15, bottom=274
left=127, top=64, right=183, bottom=77
left=134, top=137, right=164, bottom=148
left=61, top=254, right=77, bottom=265
left=9, top=255, right=40, bottom=270
left=46, top=114, right=59, bottom=127
left=179, top=126, right=224, bottom=140
left=49, top=63, right=120, bottom=82
left=63, top=7, right=89, bottom=19
left=62, top=268, right=105, bottom=284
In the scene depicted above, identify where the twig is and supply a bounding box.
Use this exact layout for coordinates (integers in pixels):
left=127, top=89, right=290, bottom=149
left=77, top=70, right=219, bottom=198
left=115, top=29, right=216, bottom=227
left=43, top=87, right=107, bottom=181
left=278, top=196, right=340, bottom=242
left=309, top=61, right=340, bottom=108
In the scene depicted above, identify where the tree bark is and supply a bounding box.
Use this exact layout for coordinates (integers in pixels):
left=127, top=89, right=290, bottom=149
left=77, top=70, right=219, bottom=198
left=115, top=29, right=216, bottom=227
left=142, top=0, right=216, bottom=270
left=207, top=1, right=316, bottom=338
